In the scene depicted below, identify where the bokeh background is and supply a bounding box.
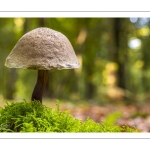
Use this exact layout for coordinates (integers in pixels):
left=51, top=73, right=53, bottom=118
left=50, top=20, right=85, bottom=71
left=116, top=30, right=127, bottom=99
left=1, top=18, right=150, bottom=131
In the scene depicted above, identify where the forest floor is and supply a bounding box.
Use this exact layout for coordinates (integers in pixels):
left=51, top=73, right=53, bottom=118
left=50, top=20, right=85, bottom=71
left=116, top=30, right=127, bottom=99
left=43, top=100, right=150, bottom=132
left=0, top=99, right=150, bottom=132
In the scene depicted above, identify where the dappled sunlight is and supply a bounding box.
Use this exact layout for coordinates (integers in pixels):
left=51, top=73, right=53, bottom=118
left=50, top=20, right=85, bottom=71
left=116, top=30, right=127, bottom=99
left=102, top=62, right=118, bottom=86
left=128, top=37, right=141, bottom=49
left=13, top=18, right=24, bottom=33
left=76, top=28, right=87, bottom=45
left=137, top=26, right=150, bottom=36
left=134, top=60, right=144, bottom=69
left=14, top=18, right=25, bottom=27
left=130, top=18, right=138, bottom=23
left=104, top=86, right=127, bottom=101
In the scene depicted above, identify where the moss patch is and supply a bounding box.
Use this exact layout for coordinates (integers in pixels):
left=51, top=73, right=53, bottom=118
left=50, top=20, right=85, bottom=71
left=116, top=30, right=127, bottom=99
left=0, top=100, right=138, bottom=132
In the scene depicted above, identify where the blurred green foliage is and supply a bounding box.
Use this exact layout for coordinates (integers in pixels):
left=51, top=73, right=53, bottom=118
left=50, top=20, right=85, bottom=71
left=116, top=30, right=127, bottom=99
left=0, top=18, right=150, bottom=104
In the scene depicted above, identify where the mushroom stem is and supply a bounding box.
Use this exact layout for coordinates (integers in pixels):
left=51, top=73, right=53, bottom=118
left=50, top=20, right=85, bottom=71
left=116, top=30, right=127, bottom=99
left=31, top=70, right=48, bottom=103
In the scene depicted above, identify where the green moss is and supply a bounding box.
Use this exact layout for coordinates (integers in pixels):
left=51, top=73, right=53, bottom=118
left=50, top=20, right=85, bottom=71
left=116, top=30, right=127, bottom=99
left=0, top=100, right=138, bottom=132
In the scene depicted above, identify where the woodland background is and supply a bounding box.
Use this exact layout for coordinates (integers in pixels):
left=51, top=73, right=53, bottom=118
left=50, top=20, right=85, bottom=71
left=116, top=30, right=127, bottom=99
left=1, top=18, right=150, bottom=131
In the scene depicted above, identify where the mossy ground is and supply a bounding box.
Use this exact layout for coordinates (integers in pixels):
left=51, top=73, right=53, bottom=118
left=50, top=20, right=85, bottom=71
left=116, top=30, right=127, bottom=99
left=0, top=100, right=138, bottom=132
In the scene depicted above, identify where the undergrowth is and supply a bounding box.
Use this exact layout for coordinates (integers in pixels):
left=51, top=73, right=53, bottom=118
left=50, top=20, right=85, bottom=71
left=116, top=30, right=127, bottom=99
left=0, top=100, right=138, bottom=132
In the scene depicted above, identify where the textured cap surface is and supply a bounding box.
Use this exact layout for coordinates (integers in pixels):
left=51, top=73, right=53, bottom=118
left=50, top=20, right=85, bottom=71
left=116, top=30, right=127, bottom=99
left=5, top=27, right=80, bottom=70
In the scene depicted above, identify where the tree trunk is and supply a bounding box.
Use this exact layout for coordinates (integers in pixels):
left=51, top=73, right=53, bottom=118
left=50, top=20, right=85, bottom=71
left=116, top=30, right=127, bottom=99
left=113, top=18, right=127, bottom=89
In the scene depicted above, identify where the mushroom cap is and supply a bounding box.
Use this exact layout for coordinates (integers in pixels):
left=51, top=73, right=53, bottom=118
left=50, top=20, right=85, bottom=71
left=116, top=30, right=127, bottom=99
left=5, top=27, right=80, bottom=70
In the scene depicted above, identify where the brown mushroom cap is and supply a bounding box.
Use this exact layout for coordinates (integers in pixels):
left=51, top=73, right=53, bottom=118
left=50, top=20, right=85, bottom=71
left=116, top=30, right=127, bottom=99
left=5, top=27, right=80, bottom=70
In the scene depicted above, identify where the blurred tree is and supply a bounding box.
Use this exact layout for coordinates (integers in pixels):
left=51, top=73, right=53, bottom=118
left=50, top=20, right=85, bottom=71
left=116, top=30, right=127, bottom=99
left=1, top=18, right=150, bottom=104
left=106, top=18, right=129, bottom=90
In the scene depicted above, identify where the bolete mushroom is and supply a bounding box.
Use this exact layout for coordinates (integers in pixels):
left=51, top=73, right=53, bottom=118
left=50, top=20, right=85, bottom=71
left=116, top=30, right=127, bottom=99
left=5, top=27, right=80, bottom=103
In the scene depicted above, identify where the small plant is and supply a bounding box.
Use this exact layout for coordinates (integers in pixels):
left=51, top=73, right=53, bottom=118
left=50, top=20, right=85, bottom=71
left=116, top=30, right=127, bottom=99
left=0, top=100, right=138, bottom=132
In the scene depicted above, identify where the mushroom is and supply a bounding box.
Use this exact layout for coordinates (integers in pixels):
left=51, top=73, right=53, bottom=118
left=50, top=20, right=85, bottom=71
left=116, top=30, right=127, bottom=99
left=5, top=27, right=80, bottom=103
